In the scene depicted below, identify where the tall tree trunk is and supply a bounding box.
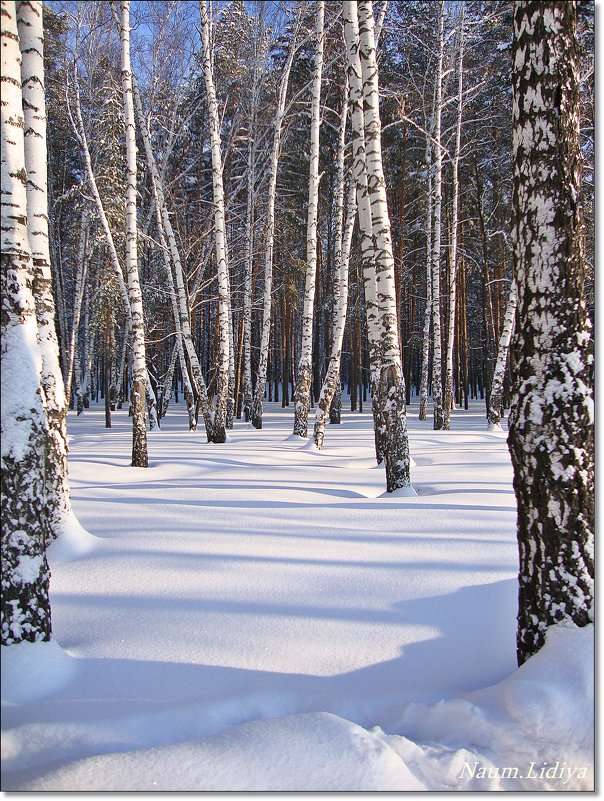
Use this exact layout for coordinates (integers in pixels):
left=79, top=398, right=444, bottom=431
left=251, top=11, right=300, bottom=429
left=443, top=5, right=465, bottom=430
left=1, top=0, right=52, bottom=645
left=17, top=0, right=72, bottom=528
left=314, top=179, right=356, bottom=449
left=199, top=1, right=230, bottom=443
left=487, top=279, right=517, bottom=429
left=120, top=0, right=147, bottom=466
left=418, top=131, right=433, bottom=420
left=344, top=0, right=411, bottom=492
left=431, top=1, right=445, bottom=430
left=508, top=0, right=594, bottom=665
left=64, top=213, right=90, bottom=406
left=293, top=0, right=324, bottom=438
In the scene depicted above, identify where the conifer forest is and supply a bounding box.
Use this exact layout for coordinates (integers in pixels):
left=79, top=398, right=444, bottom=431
left=1, top=0, right=595, bottom=792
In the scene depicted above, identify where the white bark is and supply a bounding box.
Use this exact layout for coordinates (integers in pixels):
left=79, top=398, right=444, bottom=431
left=292, top=0, right=324, bottom=438
left=314, top=178, right=356, bottom=450
left=131, top=75, right=213, bottom=438
left=357, top=0, right=411, bottom=492
left=17, top=0, right=71, bottom=526
left=120, top=0, right=148, bottom=465
left=488, top=279, right=516, bottom=430
left=418, top=130, right=433, bottom=420
left=64, top=213, right=89, bottom=406
left=344, top=0, right=383, bottom=461
left=251, top=11, right=300, bottom=430
left=431, top=1, right=445, bottom=431
left=199, top=1, right=230, bottom=444
left=1, top=0, right=52, bottom=644
left=443, top=5, right=465, bottom=430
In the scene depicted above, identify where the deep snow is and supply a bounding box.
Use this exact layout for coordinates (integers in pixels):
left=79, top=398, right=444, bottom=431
left=1, top=399, right=594, bottom=791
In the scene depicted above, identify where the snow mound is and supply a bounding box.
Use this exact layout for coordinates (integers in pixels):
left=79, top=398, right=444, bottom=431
left=387, top=622, right=594, bottom=791
left=20, top=712, right=425, bottom=792
left=380, top=485, right=418, bottom=498
left=47, top=511, right=97, bottom=564
left=1, top=639, right=77, bottom=704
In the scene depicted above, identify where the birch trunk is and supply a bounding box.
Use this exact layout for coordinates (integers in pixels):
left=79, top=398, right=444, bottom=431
left=1, top=0, right=52, bottom=644
left=509, top=0, right=594, bottom=665
left=199, top=1, right=230, bottom=444
left=64, top=213, right=90, bottom=405
left=17, top=0, right=72, bottom=527
left=488, top=279, right=516, bottom=430
left=292, top=0, right=324, bottom=438
left=120, top=0, right=147, bottom=466
left=251, top=13, right=299, bottom=430
left=314, top=180, right=356, bottom=450
left=357, top=0, right=411, bottom=492
left=418, top=131, right=433, bottom=420
left=344, top=0, right=385, bottom=463
left=242, top=94, right=257, bottom=422
left=431, top=1, right=445, bottom=431
left=313, top=77, right=352, bottom=449
left=443, top=5, right=464, bottom=430
left=131, top=75, right=213, bottom=439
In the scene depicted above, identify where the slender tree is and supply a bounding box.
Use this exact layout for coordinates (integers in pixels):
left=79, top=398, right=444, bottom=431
left=199, top=1, right=231, bottom=443
left=17, top=0, right=72, bottom=528
left=1, top=0, right=52, bottom=644
left=292, top=0, right=324, bottom=438
left=251, top=9, right=300, bottom=430
left=508, top=0, right=594, bottom=665
left=119, top=0, right=148, bottom=466
left=488, top=279, right=516, bottom=430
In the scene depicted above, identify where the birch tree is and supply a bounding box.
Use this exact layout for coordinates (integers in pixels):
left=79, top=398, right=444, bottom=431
left=418, top=128, right=433, bottom=421
left=344, top=0, right=412, bottom=492
left=292, top=0, right=324, bottom=438
left=132, top=75, right=213, bottom=437
left=430, top=0, right=445, bottom=430
left=199, top=1, right=230, bottom=444
left=251, top=11, right=300, bottom=430
left=487, top=278, right=516, bottom=430
left=119, top=0, right=148, bottom=466
left=1, top=0, right=52, bottom=644
left=17, top=0, right=72, bottom=528
left=442, top=4, right=464, bottom=430
left=508, top=0, right=594, bottom=665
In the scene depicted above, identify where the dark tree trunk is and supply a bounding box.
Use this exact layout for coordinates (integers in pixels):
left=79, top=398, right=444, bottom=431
left=508, top=0, right=594, bottom=666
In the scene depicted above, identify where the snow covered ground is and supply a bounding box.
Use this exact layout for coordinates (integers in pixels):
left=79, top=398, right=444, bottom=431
left=1, top=399, right=594, bottom=791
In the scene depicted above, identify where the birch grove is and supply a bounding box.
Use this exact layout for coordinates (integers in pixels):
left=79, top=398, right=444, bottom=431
left=0, top=0, right=592, bottom=511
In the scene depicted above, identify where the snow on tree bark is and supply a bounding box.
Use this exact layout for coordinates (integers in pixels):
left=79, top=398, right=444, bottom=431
left=346, top=0, right=412, bottom=492
left=1, top=0, right=51, bottom=644
left=292, top=0, right=324, bottom=439
left=488, top=279, right=517, bottom=430
left=199, top=1, right=230, bottom=444
left=17, top=0, right=71, bottom=529
left=508, top=0, right=594, bottom=665
left=119, top=0, right=148, bottom=466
